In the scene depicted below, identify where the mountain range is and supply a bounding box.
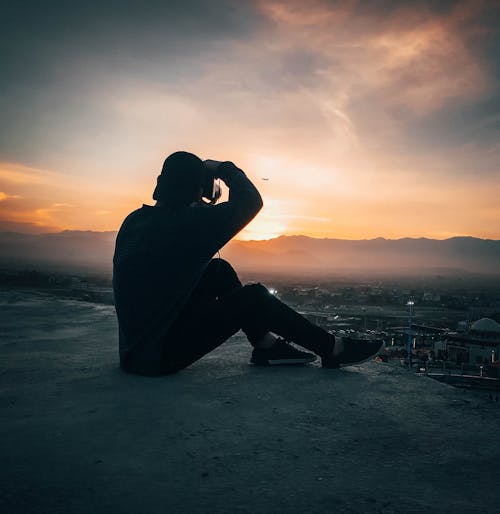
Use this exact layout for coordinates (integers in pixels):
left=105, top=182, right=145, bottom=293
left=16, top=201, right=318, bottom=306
left=0, top=230, right=499, bottom=277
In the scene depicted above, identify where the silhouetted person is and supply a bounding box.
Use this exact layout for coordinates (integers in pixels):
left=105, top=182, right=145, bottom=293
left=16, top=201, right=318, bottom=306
left=113, top=151, right=383, bottom=376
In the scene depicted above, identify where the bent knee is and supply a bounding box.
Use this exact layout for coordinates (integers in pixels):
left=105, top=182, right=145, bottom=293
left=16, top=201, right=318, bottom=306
left=207, top=258, right=235, bottom=275
left=210, top=257, right=233, bottom=270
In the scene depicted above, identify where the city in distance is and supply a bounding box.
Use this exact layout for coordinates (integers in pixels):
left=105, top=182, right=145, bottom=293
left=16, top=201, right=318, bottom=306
left=2, top=229, right=500, bottom=385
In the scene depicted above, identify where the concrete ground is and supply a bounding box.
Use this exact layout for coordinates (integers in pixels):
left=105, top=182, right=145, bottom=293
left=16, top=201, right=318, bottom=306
left=1, top=290, right=499, bottom=514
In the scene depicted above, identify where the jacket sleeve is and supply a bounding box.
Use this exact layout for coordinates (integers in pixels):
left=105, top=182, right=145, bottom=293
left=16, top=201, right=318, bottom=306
left=195, top=164, right=263, bottom=255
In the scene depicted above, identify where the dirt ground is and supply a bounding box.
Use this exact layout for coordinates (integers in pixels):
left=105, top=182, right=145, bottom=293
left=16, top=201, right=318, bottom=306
left=1, top=291, right=499, bottom=513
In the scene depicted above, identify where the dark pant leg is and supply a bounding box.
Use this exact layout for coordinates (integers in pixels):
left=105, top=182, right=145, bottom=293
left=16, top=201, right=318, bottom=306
left=214, top=283, right=334, bottom=355
left=162, top=270, right=334, bottom=372
left=189, top=258, right=242, bottom=303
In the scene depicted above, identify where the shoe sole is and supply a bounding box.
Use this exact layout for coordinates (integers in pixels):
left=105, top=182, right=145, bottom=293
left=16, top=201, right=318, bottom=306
left=325, top=341, right=386, bottom=368
left=251, top=356, right=317, bottom=366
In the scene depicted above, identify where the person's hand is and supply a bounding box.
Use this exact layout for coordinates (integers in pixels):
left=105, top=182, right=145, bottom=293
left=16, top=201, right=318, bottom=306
left=217, top=161, right=243, bottom=180
left=204, top=159, right=223, bottom=177
left=204, top=160, right=241, bottom=178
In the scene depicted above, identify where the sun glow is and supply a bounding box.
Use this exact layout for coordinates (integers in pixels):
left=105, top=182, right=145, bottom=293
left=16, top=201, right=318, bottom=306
left=0, top=2, right=498, bottom=239
left=239, top=218, right=288, bottom=241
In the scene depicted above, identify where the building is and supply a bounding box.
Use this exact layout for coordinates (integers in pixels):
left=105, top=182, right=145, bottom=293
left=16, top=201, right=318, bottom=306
left=433, top=318, right=500, bottom=366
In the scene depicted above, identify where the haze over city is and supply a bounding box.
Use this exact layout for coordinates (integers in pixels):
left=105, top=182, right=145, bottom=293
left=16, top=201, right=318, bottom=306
left=1, top=0, right=499, bottom=241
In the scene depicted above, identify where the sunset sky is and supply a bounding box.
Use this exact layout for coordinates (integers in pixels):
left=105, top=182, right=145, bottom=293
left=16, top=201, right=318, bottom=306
left=1, top=0, right=499, bottom=240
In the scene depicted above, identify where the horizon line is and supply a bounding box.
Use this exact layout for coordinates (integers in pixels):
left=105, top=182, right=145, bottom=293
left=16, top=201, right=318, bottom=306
left=1, top=229, right=499, bottom=243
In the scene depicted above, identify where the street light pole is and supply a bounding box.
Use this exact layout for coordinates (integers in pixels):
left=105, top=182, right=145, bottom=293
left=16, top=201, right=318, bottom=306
left=407, top=300, right=414, bottom=370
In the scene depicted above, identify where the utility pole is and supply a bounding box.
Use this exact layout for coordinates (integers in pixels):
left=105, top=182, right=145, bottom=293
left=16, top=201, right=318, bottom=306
left=407, top=300, right=414, bottom=370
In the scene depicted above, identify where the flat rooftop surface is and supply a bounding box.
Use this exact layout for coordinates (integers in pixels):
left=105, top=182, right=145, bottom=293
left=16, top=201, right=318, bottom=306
left=1, top=291, right=500, bottom=514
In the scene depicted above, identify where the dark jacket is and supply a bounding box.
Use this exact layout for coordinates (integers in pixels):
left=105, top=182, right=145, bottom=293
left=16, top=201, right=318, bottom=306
left=112, top=165, right=263, bottom=372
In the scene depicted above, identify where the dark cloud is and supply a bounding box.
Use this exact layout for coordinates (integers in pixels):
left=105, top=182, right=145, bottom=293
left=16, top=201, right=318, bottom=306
left=403, top=92, right=500, bottom=171
left=0, top=219, right=55, bottom=234
left=323, top=0, right=490, bottom=17
left=0, top=0, right=264, bottom=165
left=1, top=0, right=262, bottom=84
left=1, top=0, right=498, bottom=176
left=313, top=0, right=500, bottom=169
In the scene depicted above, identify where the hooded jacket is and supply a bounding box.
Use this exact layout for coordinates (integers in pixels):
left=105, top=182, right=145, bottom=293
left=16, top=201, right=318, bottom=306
left=112, top=165, right=263, bottom=374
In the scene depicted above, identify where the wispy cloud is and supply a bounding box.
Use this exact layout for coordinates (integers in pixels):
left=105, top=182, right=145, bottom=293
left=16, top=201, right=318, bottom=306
left=0, top=0, right=498, bottom=239
left=258, top=0, right=490, bottom=118
left=0, top=191, right=21, bottom=202
left=0, top=162, right=144, bottom=232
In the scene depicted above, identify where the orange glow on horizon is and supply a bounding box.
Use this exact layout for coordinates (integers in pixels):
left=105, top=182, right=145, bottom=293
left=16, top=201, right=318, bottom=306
left=1, top=160, right=500, bottom=240
left=0, top=2, right=498, bottom=241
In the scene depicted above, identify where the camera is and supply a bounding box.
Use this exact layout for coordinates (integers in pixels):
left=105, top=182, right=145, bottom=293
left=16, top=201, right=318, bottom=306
left=202, top=160, right=222, bottom=204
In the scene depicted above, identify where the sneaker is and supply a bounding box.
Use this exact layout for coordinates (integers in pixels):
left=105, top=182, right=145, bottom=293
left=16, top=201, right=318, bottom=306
left=322, top=336, right=385, bottom=368
left=250, top=338, right=317, bottom=366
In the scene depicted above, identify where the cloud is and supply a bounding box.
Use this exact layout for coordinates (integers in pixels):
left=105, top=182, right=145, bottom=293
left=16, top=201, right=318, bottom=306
left=0, top=192, right=20, bottom=202
left=258, top=0, right=490, bottom=117
left=0, top=219, right=59, bottom=234
left=0, top=0, right=263, bottom=165
left=0, top=164, right=56, bottom=185
left=1, top=0, right=495, bottom=170
left=0, top=162, right=145, bottom=233
left=1, top=0, right=261, bottom=81
left=0, top=0, right=497, bottom=239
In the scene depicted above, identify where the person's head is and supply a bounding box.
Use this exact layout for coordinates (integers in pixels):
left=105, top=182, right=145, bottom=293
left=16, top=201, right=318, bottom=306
left=153, top=151, right=205, bottom=206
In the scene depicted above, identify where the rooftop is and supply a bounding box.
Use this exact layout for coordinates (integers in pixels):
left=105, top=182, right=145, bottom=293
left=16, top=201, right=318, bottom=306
left=471, top=317, right=500, bottom=334
left=1, top=290, right=500, bottom=514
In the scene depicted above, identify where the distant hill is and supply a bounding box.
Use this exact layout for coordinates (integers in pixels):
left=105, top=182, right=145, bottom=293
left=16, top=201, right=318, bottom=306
left=222, top=235, right=500, bottom=276
left=0, top=231, right=499, bottom=276
left=0, top=230, right=117, bottom=272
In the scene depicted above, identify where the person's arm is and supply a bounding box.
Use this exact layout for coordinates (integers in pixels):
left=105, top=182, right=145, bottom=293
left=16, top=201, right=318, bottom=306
left=197, top=161, right=263, bottom=253
left=216, top=161, right=263, bottom=215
